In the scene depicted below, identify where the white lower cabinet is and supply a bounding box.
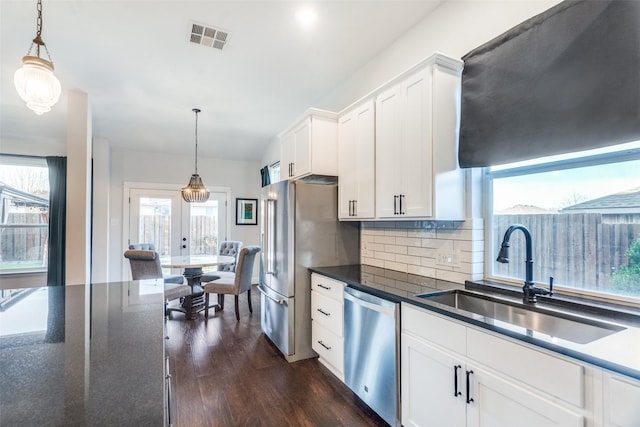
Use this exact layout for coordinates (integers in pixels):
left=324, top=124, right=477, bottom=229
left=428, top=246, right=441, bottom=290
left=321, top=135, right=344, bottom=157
left=401, top=303, right=584, bottom=427
left=311, top=273, right=346, bottom=380
left=603, top=372, right=640, bottom=426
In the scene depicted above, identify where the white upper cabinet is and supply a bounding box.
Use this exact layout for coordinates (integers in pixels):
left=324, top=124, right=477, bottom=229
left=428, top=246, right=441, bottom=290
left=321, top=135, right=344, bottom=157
left=280, top=109, right=338, bottom=180
left=338, top=99, right=375, bottom=220
left=375, top=54, right=465, bottom=220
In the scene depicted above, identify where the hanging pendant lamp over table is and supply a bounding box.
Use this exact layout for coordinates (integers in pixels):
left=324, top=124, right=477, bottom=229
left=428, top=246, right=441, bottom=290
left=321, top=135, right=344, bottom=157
left=181, top=108, right=210, bottom=203
left=14, top=0, right=61, bottom=115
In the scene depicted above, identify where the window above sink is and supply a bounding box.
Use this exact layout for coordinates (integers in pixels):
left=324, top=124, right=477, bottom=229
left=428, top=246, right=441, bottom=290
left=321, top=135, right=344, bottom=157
left=484, top=140, right=640, bottom=304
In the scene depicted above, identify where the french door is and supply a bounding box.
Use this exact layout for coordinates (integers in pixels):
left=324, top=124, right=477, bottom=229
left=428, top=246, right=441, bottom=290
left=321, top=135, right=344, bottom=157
left=124, top=184, right=229, bottom=279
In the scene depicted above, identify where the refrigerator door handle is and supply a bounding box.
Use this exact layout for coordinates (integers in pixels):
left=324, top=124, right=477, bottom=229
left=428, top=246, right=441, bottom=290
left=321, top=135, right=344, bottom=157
left=257, top=284, right=288, bottom=305
left=265, top=199, right=277, bottom=275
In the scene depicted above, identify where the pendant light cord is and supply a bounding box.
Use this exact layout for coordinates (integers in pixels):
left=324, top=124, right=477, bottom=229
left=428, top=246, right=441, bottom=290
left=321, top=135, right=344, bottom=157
left=193, top=108, right=200, bottom=174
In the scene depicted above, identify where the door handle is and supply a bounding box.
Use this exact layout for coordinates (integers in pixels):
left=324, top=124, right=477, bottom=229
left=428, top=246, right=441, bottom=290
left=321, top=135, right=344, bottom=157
left=257, top=284, right=287, bottom=305
left=454, top=365, right=462, bottom=397
left=466, top=370, right=474, bottom=404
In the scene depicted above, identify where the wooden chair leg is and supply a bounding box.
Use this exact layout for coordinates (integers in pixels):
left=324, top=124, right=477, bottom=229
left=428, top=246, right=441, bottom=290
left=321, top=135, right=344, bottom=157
left=247, top=289, right=253, bottom=314
left=234, top=295, right=240, bottom=321
left=204, top=293, right=209, bottom=319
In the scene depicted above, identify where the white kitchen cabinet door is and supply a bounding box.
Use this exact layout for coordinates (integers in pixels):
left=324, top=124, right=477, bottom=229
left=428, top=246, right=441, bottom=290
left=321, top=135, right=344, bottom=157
left=603, top=372, right=640, bottom=426
left=401, top=333, right=466, bottom=427
left=374, top=54, right=464, bottom=220
left=375, top=84, right=402, bottom=218
left=338, top=99, right=375, bottom=220
left=280, top=130, right=295, bottom=180
left=400, top=67, right=433, bottom=218
left=292, top=120, right=311, bottom=178
left=467, top=367, right=584, bottom=427
left=280, top=110, right=338, bottom=180
left=375, top=65, right=435, bottom=218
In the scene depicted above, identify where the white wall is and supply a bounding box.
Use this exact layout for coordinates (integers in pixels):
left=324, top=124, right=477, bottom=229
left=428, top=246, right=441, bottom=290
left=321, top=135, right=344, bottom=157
left=108, top=146, right=261, bottom=281
left=316, top=0, right=561, bottom=113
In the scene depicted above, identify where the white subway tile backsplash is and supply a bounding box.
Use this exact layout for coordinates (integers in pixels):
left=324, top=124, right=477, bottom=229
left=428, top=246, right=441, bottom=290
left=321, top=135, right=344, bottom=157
left=384, top=261, right=408, bottom=272
left=385, top=245, right=408, bottom=255
left=374, top=235, right=397, bottom=245
left=396, top=254, right=422, bottom=266
left=361, top=219, right=484, bottom=283
left=396, top=237, right=422, bottom=247
left=408, top=265, right=436, bottom=277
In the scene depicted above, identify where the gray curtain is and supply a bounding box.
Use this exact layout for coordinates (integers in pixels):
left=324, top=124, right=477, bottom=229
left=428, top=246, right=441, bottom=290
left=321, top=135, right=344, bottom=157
left=260, top=165, right=271, bottom=187
left=46, top=156, right=66, bottom=286
left=458, top=0, right=640, bottom=168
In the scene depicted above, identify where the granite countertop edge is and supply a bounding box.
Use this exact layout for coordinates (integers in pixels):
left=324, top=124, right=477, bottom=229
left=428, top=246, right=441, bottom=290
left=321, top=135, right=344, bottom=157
left=309, top=264, right=640, bottom=382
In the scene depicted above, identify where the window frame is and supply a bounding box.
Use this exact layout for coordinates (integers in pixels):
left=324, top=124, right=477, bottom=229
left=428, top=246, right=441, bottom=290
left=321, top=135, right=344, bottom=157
left=482, top=146, right=640, bottom=305
left=0, top=155, right=49, bottom=277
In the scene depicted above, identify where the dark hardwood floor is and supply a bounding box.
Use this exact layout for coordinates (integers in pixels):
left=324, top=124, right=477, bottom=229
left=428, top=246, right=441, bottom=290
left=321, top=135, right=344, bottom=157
left=164, top=286, right=389, bottom=427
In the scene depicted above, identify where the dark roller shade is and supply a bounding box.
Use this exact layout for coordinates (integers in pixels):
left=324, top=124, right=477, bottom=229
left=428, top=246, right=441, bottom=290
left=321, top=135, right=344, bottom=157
left=458, top=0, right=640, bottom=168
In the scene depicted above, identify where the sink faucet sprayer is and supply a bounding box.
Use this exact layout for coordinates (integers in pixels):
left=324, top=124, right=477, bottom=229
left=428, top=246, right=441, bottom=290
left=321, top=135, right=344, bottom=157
left=496, top=224, right=553, bottom=304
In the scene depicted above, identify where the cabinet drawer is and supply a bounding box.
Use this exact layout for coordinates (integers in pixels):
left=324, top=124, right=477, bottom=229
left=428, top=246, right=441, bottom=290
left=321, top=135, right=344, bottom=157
left=311, top=273, right=345, bottom=301
left=312, top=321, right=344, bottom=375
left=401, top=303, right=466, bottom=355
left=311, top=290, right=343, bottom=336
left=467, top=328, right=584, bottom=408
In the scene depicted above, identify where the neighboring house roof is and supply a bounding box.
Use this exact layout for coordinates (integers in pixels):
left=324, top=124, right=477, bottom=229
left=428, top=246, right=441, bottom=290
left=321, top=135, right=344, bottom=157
left=0, top=182, right=49, bottom=208
left=561, top=187, right=640, bottom=214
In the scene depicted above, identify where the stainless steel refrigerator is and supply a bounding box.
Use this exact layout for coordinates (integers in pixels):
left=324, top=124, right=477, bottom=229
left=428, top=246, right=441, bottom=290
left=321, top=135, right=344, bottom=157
left=258, top=178, right=359, bottom=362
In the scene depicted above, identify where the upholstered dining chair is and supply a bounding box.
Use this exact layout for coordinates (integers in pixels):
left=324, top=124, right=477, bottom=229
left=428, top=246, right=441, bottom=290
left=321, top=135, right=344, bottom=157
left=202, top=245, right=260, bottom=321
left=200, top=240, right=243, bottom=283
left=123, top=249, right=191, bottom=317
left=128, top=243, right=184, bottom=284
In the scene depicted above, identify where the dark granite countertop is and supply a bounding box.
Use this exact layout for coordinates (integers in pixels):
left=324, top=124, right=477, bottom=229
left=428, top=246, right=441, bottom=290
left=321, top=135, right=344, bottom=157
left=0, top=280, right=166, bottom=426
left=310, top=264, right=640, bottom=381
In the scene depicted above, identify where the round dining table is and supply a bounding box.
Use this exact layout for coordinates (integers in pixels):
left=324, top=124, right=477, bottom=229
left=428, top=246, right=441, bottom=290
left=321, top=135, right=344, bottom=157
left=162, top=255, right=235, bottom=318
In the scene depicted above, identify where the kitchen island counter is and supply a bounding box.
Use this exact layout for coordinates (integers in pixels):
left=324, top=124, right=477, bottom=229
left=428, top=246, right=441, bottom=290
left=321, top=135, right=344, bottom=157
left=0, top=280, right=166, bottom=426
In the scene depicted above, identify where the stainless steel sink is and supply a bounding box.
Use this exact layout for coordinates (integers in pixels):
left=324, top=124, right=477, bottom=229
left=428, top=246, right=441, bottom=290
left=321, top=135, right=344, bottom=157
left=416, top=290, right=626, bottom=344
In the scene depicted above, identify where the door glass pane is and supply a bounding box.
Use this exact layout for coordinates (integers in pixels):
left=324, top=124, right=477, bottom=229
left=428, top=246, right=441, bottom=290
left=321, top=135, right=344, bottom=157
left=138, top=197, right=172, bottom=257
left=189, top=200, right=219, bottom=255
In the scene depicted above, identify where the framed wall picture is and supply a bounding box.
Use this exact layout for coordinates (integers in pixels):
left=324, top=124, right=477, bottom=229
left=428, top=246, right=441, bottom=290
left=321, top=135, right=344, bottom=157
left=235, top=198, right=258, bottom=225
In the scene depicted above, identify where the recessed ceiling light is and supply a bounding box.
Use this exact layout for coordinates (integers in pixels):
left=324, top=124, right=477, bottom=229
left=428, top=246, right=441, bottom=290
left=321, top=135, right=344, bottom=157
left=296, top=6, right=317, bottom=28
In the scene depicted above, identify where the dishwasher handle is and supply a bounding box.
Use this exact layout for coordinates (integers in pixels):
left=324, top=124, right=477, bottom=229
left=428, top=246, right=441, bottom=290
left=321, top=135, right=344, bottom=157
left=344, top=287, right=397, bottom=317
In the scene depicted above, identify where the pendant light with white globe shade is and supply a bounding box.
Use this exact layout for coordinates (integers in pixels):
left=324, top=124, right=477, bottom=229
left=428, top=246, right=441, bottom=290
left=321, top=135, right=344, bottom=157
left=14, top=0, right=61, bottom=115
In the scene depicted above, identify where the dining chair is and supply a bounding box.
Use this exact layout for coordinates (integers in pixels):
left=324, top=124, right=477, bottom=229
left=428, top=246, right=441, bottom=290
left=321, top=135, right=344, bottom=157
left=123, top=249, right=191, bottom=317
left=128, top=243, right=184, bottom=284
left=202, top=245, right=260, bottom=321
left=200, top=240, right=243, bottom=283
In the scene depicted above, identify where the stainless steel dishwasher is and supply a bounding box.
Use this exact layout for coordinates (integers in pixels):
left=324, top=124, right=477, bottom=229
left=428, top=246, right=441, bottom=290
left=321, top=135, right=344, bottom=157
left=343, top=286, right=400, bottom=427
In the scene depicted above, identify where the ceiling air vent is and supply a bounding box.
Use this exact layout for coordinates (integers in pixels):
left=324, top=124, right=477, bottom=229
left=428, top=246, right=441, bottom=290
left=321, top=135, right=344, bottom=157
left=189, top=21, right=229, bottom=51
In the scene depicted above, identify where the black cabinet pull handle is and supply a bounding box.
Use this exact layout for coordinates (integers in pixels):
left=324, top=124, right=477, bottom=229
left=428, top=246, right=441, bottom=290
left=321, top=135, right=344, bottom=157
left=400, top=194, right=405, bottom=215
left=316, top=308, right=331, bottom=317
left=454, top=365, right=462, bottom=397
left=352, top=200, right=357, bottom=216
left=316, top=283, right=331, bottom=291
left=466, top=370, right=474, bottom=404
left=394, top=195, right=399, bottom=215
left=317, top=340, right=331, bottom=350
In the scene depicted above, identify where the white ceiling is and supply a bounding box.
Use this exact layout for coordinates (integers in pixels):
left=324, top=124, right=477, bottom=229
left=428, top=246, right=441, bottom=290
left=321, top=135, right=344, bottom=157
left=0, top=1, right=443, bottom=161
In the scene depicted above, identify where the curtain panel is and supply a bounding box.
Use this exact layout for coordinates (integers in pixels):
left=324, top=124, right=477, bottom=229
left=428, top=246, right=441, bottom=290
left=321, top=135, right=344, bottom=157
left=46, top=156, right=67, bottom=286
left=458, top=0, right=640, bottom=168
